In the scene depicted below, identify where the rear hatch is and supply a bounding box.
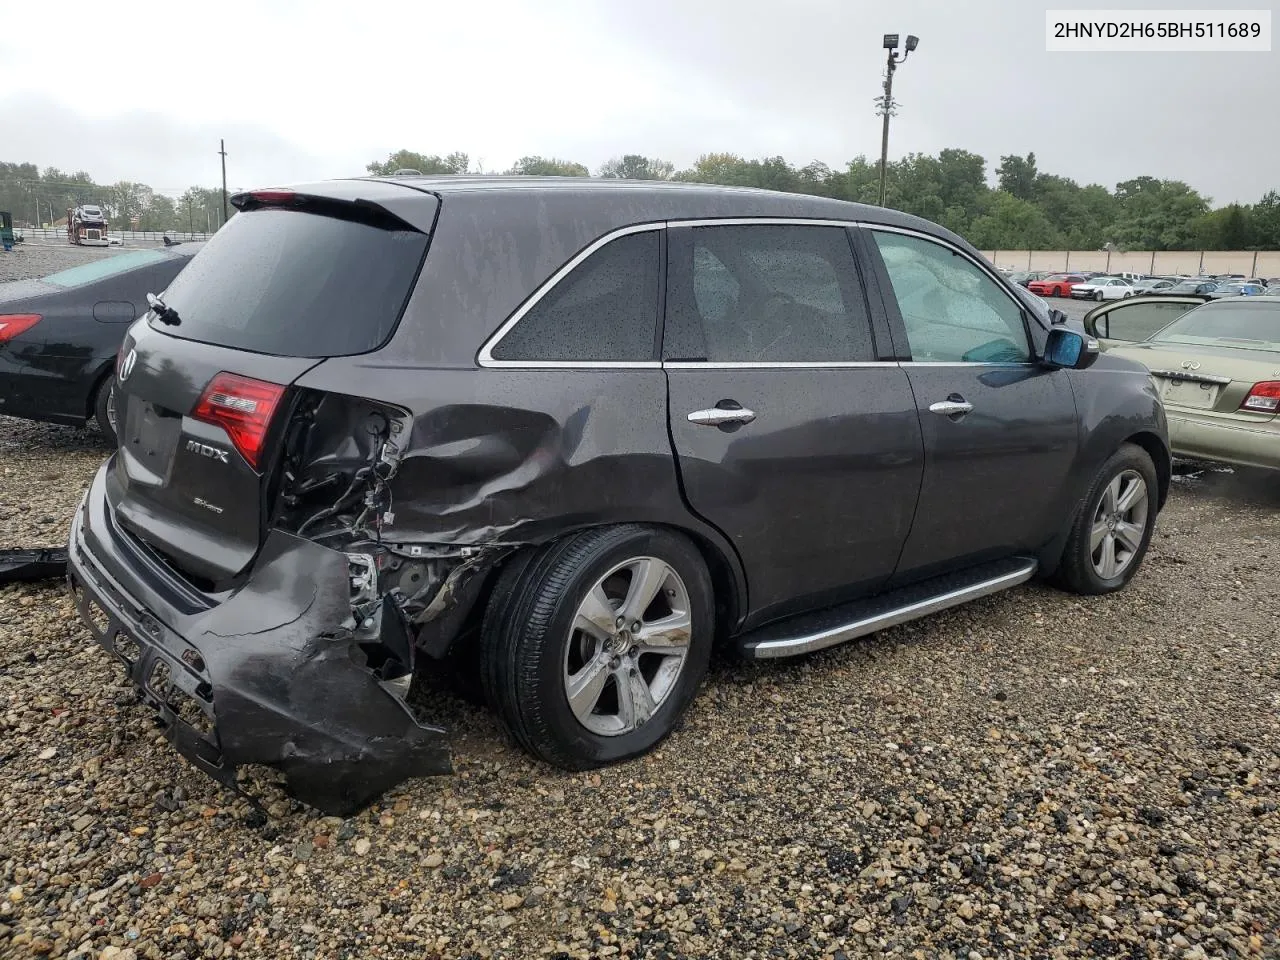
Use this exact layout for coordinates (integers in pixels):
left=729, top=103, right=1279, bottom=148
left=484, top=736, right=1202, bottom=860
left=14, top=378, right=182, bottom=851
left=107, top=185, right=437, bottom=587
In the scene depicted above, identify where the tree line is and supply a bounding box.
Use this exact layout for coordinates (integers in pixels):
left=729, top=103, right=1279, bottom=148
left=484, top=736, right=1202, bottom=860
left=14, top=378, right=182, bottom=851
left=4, top=149, right=1277, bottom=250
left=367, top=149, right=1280, bottom=252
left=0, top=162, right=227, bottom=233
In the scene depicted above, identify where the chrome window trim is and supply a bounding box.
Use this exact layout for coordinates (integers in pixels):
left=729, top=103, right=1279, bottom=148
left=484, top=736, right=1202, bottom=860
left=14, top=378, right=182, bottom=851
left=862, top=222, right=1038, bottom=357
left=479, top=217, right=877, bottom=369
left=477, top=222, right=665, bottom=369
left=673, top=217, right=863, bottom=229
left=664, top=360, right=890, bottom=369
left=900, top=360, right=1036, bottom=368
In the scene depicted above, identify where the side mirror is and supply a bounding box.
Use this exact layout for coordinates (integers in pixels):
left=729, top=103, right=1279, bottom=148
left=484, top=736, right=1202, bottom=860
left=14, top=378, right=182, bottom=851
left=1043, top=328, right=1099, bottom=370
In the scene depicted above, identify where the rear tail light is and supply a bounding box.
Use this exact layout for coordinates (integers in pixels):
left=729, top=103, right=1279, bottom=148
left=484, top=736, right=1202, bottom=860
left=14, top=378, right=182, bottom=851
left=191, top=372, right=285, bottom=469
left=1239, top=381, right=1280, bottom=414
left=0, top=314, right=42, bottom=343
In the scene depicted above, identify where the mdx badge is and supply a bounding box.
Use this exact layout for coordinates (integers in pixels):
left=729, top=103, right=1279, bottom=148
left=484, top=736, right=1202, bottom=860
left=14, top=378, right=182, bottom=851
left=186, top=440, right=230, bottom=463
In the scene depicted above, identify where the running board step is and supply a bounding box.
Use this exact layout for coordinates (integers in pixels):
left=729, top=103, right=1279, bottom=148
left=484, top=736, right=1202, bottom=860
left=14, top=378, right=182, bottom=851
left=738, top=557, right=1038, bottom=659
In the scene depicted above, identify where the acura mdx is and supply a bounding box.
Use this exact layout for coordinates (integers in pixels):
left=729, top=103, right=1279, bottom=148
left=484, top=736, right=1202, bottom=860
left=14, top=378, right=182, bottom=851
left=67, top=177, right=1170, bottom=813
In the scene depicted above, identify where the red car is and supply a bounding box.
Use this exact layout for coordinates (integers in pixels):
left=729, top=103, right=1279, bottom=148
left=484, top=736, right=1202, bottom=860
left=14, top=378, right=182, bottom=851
left=1028, top=274, right=1088, bottom=298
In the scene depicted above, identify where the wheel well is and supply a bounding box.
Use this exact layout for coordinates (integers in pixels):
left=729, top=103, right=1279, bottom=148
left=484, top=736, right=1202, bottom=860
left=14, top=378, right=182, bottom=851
left=444, top=522, right=744, bottom=656
left=1125, top=431, right=1171, bottom=508
left=85, top=363, right=113, bottom=420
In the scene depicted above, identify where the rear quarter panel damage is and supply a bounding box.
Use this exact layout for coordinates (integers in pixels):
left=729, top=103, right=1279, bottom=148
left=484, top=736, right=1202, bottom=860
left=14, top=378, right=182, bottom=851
left=288, top=364, right=748, bottom=629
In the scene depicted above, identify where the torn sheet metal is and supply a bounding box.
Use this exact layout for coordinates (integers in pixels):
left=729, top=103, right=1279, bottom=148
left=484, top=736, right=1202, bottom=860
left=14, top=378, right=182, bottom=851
left=69, top=511, right=451, bottom=815
left=0, top=547, right=69, bottom=583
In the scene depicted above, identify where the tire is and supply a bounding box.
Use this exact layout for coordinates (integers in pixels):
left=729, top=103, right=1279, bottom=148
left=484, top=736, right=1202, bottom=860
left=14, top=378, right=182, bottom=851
left=480, top=525, right=714, bottom=769
left=1093, top=290, right=1104, bottom=301
left=92, top=374, right=118, bottom=444
left=1052, top=443, right=1158, bottom=595
left=1053, top=286, right=1064, bottom=297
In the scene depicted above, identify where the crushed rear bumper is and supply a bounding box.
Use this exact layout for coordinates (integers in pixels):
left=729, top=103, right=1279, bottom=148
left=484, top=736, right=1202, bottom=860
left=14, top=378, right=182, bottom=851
left=66, top=464, right=451, bottom=815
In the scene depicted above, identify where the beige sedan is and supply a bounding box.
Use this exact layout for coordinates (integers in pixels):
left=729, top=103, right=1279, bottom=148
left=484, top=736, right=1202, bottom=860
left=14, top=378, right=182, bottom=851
left=1085, top=296, right=1280, bottom=471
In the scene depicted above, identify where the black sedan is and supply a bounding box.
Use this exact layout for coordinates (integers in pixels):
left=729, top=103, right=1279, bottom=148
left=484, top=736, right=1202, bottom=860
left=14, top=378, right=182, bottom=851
left=0, top=246, right=198, bottom=442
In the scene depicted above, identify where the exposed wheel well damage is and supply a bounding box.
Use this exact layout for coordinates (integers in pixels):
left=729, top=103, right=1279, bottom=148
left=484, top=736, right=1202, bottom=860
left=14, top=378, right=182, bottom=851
left=421, top=521, right=744, bottom=663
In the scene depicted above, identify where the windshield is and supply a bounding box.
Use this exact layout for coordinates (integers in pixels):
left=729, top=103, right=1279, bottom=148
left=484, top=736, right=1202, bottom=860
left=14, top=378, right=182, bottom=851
left=42, top=249, right=170, bottom=288
left=1151, top=301, right=1280, bottom=351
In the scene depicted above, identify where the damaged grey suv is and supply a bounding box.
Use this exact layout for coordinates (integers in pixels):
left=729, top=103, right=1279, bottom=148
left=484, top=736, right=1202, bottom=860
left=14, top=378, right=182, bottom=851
left=68, top=177, right=1170, bottom=814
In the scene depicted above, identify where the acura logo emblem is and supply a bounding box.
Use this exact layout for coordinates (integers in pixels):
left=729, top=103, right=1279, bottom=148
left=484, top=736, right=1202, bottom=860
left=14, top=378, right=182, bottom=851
left=119, top=348, right=138, bottom=382
left=1180, top=360, right=1201, bottom=371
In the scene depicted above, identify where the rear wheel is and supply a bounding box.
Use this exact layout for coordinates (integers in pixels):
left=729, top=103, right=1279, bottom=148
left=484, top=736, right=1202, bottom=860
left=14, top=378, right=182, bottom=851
left=1053, top=443, right=1157, bottom=595
left=92, top=375, right=118, bottom=444
left=480, top=525, right=713, bottom=769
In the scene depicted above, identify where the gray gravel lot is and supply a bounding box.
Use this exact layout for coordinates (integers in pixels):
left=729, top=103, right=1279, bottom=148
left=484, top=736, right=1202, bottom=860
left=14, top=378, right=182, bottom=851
left=1, top=251, right=1278, bottom=960
left=0, top=243, right=134, bottom=285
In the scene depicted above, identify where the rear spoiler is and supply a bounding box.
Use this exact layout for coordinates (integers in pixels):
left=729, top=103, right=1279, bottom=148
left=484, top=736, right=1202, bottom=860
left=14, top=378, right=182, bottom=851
left=229, top=181, right=440, bottom=234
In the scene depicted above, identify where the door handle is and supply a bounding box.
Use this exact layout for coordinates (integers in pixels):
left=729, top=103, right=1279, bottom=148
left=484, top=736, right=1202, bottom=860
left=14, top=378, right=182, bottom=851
left=928, top=398, right=973, bottom=417
left=688, top=407, right=757, bottom=426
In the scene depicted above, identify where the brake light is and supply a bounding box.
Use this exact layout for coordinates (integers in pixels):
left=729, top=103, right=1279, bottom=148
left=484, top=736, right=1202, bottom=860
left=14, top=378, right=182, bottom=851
left=191, top=373, right=285, bottom=469
left=1239, top=381, right=1280, bottom=414
left=249, top=189, right=296, bottom=204
left=0, top=314, right=41, bottom=343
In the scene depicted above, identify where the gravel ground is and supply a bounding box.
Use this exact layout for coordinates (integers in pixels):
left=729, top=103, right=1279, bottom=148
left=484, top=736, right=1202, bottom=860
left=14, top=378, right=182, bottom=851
left=0, top=243, right=131, bottom=284
left=1, top=256, right=1278, bottom=959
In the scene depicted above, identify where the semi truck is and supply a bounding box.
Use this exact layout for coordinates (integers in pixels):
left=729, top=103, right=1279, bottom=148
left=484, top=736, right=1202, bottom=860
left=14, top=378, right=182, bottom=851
left=67, top=204, right=110, bottom=246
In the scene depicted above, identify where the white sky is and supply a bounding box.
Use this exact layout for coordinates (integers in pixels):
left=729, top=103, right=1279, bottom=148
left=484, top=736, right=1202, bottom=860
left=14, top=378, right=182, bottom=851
left=2, top=0, right=1276, bottom=203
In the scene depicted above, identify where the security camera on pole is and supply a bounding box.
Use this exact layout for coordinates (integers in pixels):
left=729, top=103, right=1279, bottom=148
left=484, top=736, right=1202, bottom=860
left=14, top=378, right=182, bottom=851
left=876, top=33, right=919, bottom=208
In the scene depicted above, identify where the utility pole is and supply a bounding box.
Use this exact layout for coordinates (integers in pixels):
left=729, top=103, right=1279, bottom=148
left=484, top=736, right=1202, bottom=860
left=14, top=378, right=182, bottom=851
left=186, top=197, right=193, bottom=237
left=876, top=33, right=919, bottom=208
left=218, top=139, right=229, bottom=226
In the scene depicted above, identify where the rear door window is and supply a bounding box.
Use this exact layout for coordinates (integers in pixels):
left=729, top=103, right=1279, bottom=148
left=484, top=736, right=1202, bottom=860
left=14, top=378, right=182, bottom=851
left=489, top=230, right=660, bottom=363
left=153, top=207, right=429, bottom=357
left=664, top=224, right=875, bottom=362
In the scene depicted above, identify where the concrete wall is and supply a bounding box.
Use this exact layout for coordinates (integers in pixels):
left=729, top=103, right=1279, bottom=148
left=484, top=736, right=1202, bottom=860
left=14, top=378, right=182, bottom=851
left=983, top=250, right=1280, bottom=278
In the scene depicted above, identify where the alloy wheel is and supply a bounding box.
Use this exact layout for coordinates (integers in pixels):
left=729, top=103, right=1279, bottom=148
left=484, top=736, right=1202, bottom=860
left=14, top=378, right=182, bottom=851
left=562, top=557, right=692, bottom=737
left=1090, top=469, right=1149, bottom=580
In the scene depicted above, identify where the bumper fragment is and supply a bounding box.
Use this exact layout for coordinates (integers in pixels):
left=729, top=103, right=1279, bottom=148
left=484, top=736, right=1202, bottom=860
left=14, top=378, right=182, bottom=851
left=68, top=479, right=452, bottom=815
left=0, top=547, right=68, bottom=583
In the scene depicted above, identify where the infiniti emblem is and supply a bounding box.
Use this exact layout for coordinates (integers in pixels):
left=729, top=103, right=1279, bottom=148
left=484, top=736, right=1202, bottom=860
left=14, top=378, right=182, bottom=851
left=119, top=348, right=138, bottom=382
left=1180, top=360, right=1201, bottom=371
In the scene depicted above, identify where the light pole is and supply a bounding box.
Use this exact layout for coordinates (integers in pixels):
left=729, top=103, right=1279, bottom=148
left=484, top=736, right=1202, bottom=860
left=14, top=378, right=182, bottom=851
left=218, top=139, right=229, bottom=226
left=876, top=33, right=919, bottom=208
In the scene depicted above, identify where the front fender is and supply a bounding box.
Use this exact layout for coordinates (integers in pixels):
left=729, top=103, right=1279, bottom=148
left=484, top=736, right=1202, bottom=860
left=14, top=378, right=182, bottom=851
left=1036, top=358, right=1169, bottom=575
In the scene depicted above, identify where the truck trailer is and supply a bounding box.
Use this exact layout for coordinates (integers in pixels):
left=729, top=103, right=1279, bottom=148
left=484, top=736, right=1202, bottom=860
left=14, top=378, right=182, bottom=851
left=67, top=204, right=110, bottom=246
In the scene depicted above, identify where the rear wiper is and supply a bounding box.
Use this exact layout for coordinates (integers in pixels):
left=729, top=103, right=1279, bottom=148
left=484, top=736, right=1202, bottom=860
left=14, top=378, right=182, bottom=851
left=147, top=292, right=181, bottom=326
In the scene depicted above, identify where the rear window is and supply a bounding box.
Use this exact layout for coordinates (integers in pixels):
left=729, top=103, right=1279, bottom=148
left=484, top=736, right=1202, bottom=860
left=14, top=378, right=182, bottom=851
left=1151, top=301, right=1280, bottom=351
left=153, top=207, right=428, bottom=357
left=43, top=250, right=170, bottom=288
